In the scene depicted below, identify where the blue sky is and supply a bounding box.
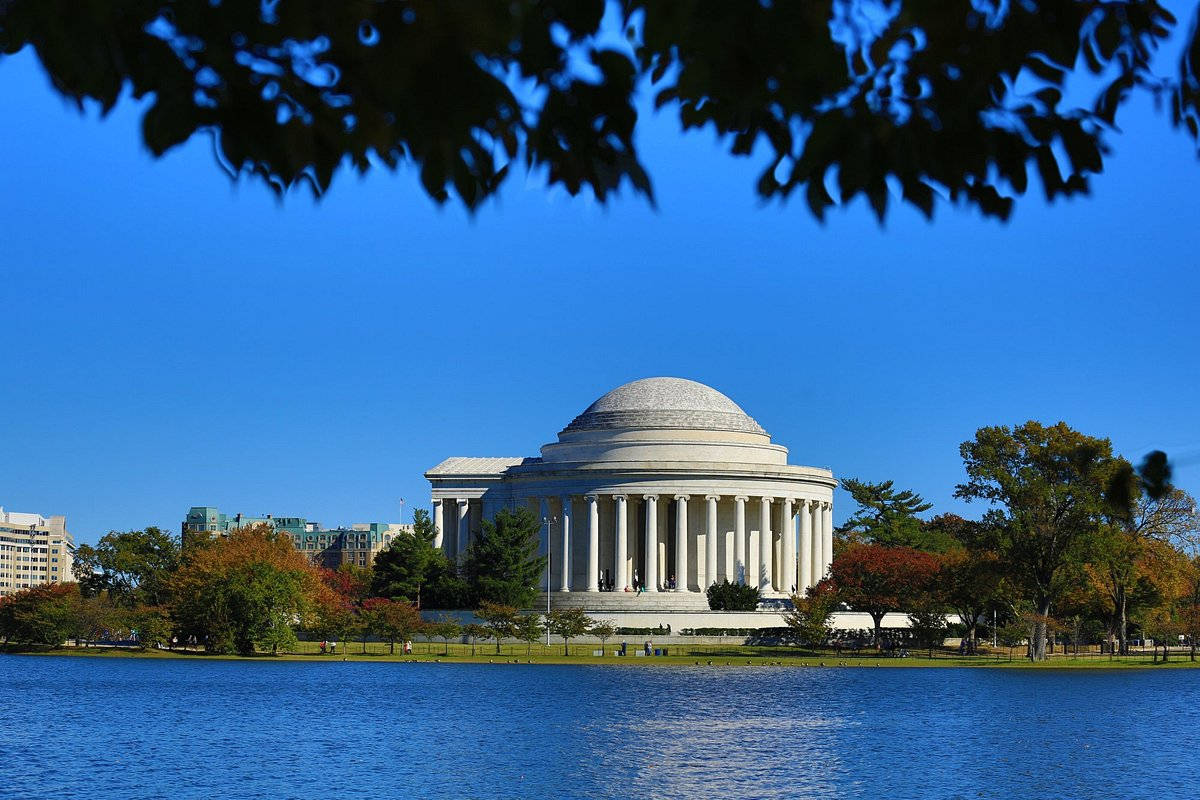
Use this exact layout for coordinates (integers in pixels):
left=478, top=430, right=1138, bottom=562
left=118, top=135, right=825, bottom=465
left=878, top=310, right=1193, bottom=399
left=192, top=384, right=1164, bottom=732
left=2, top=30, right=1198, bottom=547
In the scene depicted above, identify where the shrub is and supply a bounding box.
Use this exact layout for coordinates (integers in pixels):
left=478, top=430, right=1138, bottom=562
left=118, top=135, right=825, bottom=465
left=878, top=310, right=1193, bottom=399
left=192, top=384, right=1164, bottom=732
left=706, top=579, right=760, bottom=611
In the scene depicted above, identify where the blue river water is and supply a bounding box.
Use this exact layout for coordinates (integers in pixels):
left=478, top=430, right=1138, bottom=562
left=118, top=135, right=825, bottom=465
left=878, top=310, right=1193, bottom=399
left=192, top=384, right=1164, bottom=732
left=2, top=655, right=1198, bottom=799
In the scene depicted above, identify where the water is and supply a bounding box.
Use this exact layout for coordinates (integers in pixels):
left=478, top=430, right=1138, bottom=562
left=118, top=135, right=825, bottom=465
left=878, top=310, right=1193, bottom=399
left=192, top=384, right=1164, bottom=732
left=3, top=655, right=1199, bottom=799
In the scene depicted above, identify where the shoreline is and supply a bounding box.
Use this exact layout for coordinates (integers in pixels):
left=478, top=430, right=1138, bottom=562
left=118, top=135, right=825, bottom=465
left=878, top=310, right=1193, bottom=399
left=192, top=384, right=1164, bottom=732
left=7, top=646, right=1200, bottom=669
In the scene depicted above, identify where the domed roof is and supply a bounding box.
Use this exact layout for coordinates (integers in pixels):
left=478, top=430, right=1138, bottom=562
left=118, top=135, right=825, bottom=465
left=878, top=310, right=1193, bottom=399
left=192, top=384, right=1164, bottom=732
left=562, top=377, right=767, bottom=435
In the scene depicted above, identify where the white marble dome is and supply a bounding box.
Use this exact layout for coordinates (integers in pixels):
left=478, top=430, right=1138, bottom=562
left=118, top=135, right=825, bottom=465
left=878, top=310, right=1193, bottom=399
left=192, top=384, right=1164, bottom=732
left=543, top=377, right=782, bottom=466
left=562, top=377, right=767, bottom=436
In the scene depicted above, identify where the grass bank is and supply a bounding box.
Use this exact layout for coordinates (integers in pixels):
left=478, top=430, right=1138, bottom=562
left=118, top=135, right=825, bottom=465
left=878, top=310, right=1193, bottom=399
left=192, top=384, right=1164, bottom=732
left=9, top=644, right=1200, bottom=669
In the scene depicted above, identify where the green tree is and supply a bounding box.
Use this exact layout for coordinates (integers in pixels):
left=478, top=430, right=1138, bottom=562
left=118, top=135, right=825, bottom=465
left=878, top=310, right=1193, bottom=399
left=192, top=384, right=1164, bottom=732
left=361, top=598, right=423, bottom=655
left=907, top=607, right=949, bottom=658
left=314, top=601, right=358, bottom=656
left=839, top=478, right=937, bottom=550
left=590, top=620, right=617, bottom=656
left=463, top=507, right=546, bottom=609
left=462, top=623, right=488, bottom=656
left=72, top=527, right=180, bottom=607
left=427, top=615, right=461, bottom=657
left=955, top=421, right=1125, bottom=661
left=784, top=579, right=838, bottom=650
left=515, top=613, right=545, bottom=656
left=706, top=579, right=760, bottom=611
left=4, top=3, right=1197, bottom=222
left=0, top=583, right=78, bottom=646
left=476, top=601, right=519, bottom=655
left=170, top=523, right=330, bottom=655
left=371, top=508, right=443, bottom=608
left=926, top=515, right=1006, bottom=652
left=545, top=608, right=592, bottom=656
left=255, top=611, right=298, bottom=655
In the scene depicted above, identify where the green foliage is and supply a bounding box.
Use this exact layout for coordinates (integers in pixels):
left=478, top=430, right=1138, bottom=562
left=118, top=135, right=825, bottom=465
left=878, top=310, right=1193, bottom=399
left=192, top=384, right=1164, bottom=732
left=462, top=623, right=488, bottom=656
left=784, top=580, right=838, bottom=647
left=3, top=3, right=1195, bottom=220
left=426, top=614, right=462, bottom=656
left=170, top=524, right=327, bottom=656
left=361, top=598, right=423, bottom=653
left=840, top=478, right=939, bottom=551
left=514, top=614, right=545, bottom=653
left=475, top=601, right=519, bottom=654
left=463, top=507, right=546, bottom=609
left=906, top=609, right=949, bottom=657
left=545, top=608, right=592, bottom=656
left=125, top=605, right=172, bottom=650
left=371, top=508, right=444, bottom=607
left=0, top=583, right=79, bottom=646
left=72, top=527, right=180, bottom=606
left=590, top=620, right=618, bottom=653
left=255, top=612, right=298, bottom=655
left=706, top=579, right=761, bottom=611
left=955, top=420, right=1124, bottom=661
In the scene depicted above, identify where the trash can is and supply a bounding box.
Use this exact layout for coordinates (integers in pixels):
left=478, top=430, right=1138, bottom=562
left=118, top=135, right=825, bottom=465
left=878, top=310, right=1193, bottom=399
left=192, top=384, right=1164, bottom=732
left=654, top=648, right=662, bottom=656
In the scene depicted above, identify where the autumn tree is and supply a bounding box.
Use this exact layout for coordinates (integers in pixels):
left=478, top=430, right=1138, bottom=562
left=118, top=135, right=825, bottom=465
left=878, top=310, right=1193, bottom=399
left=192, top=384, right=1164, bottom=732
left=4, top=2, right=1197, bottom=223
left=830, top=543, right=940, bottom=648
left=1095, top=488, right=1199, bottom=654
left=170, top=523, right=329, bottom=655
left=927, top=515, right=1006, bottom=652
left=955, top=421, right=1122, bottom=662
left=427, top=615, right=461, bottom=657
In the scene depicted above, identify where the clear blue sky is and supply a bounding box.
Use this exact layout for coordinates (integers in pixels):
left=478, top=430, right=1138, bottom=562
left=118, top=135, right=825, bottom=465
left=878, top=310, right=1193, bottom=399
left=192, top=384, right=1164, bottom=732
left=2, top=32, right=1198, bottom=547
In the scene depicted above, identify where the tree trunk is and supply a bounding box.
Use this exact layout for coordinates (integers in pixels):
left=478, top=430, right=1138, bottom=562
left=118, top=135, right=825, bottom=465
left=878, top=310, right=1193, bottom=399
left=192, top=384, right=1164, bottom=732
left=1162, top=641, right=1169, bottom=663
left=966, top=620, right=977, bottom=654
left=495, top=639, right=501, bottom=655
left=871, top=613, right=885, bottom=650
left=563, top=637, right=569, bottom=656
left=1031, top=599, right=1050, bottom=662
left=1117, top=587, right=1129, bottom=656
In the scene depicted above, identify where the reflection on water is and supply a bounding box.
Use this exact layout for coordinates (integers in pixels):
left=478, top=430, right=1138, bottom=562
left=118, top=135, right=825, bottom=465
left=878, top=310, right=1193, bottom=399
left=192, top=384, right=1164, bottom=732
left=2, top=657, right=1199, bottom=799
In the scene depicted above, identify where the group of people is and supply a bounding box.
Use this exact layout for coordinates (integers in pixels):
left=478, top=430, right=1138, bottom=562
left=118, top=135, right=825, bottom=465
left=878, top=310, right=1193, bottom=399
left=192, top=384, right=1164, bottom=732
left=625, top=570, right=679, bottom=594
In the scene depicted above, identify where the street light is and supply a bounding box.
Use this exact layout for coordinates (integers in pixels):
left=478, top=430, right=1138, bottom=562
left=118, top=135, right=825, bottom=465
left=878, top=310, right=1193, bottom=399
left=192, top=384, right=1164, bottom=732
left=542, top=515, right=557, bottom=647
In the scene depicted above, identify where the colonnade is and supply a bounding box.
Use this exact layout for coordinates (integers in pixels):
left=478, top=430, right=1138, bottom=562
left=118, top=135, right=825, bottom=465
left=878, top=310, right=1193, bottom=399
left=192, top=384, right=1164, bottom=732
left=432, top=493, right=833, bottom=597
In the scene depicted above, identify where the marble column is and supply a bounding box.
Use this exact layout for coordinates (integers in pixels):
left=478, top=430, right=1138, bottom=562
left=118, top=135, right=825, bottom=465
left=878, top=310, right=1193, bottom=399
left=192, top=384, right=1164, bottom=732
left=705, top=495, right=719, bottom=587
left=734, top=496, right=748, bottom=585
left=798, top=499, right=814, bottom=593
left=432, top=499, right=444, bottom=550
left=644, top=495, right=659, bottom=592
left=560, top=496, right=572, bottom=592
left=781, top=497, right=795, bottom=595
left=674, top=495, right=688, bottom=591
left=759, top=496, right=773, bottom=594
left=810, top=500, right=823, bottom=584
left=822, top=501, right=834, bottom=577
left=614, top=494, right=628, bottom=590
left=456, top=499, right=469, bottom=561
left=586, top=494, right=600, bottom=592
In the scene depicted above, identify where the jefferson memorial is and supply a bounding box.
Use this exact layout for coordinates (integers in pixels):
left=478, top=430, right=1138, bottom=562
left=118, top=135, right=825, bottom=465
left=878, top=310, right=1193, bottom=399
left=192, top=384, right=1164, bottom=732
left=426, top=378, right=836, bottom=611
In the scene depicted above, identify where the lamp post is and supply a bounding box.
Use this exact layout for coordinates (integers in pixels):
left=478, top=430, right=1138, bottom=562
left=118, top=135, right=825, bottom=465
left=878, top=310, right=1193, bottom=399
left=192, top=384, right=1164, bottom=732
left=542, top=514, right=557, bottom=648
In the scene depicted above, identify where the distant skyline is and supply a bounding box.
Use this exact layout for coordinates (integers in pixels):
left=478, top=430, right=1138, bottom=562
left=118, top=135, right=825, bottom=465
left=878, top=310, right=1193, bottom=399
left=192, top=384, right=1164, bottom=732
left=2, top=38, right=1198, bottom=547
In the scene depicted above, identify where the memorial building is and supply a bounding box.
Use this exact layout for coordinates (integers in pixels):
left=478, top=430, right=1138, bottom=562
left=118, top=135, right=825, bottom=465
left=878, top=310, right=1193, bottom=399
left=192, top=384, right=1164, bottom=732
left=426, top=377, right=836, bottom=611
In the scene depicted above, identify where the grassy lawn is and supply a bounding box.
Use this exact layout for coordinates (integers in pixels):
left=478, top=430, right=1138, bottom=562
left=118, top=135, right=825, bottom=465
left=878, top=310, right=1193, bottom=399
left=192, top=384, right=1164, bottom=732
left=9, top=642, right=1200, bottom=669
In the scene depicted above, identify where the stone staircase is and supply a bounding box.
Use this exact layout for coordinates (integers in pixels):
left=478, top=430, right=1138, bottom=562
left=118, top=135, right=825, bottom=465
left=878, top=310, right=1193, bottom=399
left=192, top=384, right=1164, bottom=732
left=534, top=590, right=713, bottom=612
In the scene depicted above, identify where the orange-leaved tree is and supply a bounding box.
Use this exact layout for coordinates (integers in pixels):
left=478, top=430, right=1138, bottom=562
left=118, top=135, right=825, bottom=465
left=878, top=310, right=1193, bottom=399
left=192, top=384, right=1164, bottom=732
left=171, top=523, right=331, bottom=655
left=831, top=543, right=940, bottom=649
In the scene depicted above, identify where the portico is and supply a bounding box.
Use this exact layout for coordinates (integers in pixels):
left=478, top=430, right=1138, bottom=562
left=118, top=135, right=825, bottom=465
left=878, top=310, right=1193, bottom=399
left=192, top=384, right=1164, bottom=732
left=426, top=377, right=836, bottom=606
